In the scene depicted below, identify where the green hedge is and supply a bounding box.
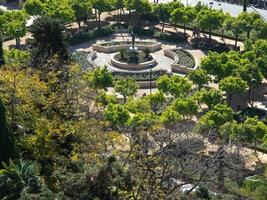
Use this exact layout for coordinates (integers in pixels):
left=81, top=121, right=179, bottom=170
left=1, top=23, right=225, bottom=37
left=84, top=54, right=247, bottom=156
left=69, top=26, right=114, bottom=45
left=69, top=24, right=187, bottom=46
left=134, top=27, right=186, bottom=43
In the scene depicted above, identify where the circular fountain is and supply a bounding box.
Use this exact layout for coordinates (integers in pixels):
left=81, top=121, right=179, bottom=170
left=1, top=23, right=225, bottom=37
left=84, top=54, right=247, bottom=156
left=83, top=29, right=198, bottom=88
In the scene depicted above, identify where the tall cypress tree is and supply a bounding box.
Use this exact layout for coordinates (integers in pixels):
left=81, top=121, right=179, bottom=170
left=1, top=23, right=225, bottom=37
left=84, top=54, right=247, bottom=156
left=0, top=34, right=4, bottom=66
left=0, top=98, right=15, bottom=164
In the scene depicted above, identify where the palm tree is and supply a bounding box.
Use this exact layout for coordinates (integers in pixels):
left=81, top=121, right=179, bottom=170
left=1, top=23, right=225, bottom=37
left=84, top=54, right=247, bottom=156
left=0, top=159, right=41, bottom=199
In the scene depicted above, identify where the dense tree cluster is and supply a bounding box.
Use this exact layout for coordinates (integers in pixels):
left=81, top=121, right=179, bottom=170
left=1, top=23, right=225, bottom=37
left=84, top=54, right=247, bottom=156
left=0, top=1, right=267, bottom=199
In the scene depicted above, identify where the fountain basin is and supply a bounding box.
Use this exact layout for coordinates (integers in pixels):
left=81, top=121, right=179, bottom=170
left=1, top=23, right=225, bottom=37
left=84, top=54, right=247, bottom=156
left=110, top=53, right=157, bottom=71
left=93, top=41, right=161, bottom=53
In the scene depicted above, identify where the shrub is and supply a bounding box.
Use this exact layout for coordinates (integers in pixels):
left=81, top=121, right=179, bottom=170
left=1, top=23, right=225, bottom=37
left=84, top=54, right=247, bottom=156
left=142, top=48, right=151, bottom=58
left=154, top=32, right=186, bottom=43
left=69, top=26, right=114, bottom=45
left=119, top=49, right=126, bottom=59
left=191, top=38, right=234, bottom=53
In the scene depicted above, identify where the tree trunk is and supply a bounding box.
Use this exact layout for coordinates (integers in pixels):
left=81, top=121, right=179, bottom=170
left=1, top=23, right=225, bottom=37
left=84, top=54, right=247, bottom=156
left=243, top=0, right=247, bottom=12
left=175, top=24, right=178, bottom=33
left=0, top=35, right=4, bottom=66
left=123, top=95, right=127, bottom=103
left=77, top=20, right=81, bottom=33
left=209, top=28, right=211, bottom=44
left=98, top=13, right=101, bottom=27
left=138, top=15, right=141, bottom=27
left=228, top=93, right=232, bottom=107
left=184, top=22, right=186, bottom=38
left=162, top=21, right=165, bottom=32
left=95, top=9, right=98, bottom=22
left=221, top=28, right=224, bottom=39
left=247, top=30, right=250, bottom=39
left=235, top=36, right=238, bottom=50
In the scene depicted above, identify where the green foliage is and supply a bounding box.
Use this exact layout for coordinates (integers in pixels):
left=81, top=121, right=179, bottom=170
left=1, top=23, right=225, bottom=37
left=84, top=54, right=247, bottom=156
left=157, top=75, right=192, bottom=98
left=160, top=107, right=181, bottom=127
left=220, top=117, right=267, bottom=143
left=71, top=0, right=92, bottom=29
left=104, top=103, right=130, bottom=126
left=188, top=69, right=210, bottom=89
left=0, top=98, right=15, bottom=163
left=219, top=76, right=247, bottom=105
left=236, top=12, right=261, bottom=38
left=125, top=98, right=151, bottom=114
left=241, top=175, right=267, bottom=200
left=196, top=9, right=224, bottom=40
left=4, top=49, right=29, bottom=65
left=224, top=15, right=243, bottom=47
left=196, top=104, right=233, bottom=134
left=24, top=0, right=44, bottom=16
left=44, top=0, right=75, bottom=23
left=0, top=34, right=4, bottom=66
left=145, top=91, right=166, bottom=113
left=85, top=66, right=113, bottom=90
left=96, top=90, right=118, bottom=107
left=128, top=112, right=158, bottom=129
left=69, top=26, right=114, bottom=45
left=195, top=88, right=222, bottom=110
left=114, top=78, right=139, bottom=103
left=0, top=159, right=41, bottom=199
left=171, top=97, right=198, bottom=119
left=0, top=10, right=29, bottom=38
left=171, top=6, right=195, bottom=34
left=29, top=16, right=68, bottom=68
left=152, top=3, right=170, bottom=31
left=201, top=51, right=240, bottom=81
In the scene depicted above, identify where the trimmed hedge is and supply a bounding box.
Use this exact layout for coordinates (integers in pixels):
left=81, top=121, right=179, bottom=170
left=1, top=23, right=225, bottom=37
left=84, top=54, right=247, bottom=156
left=69, top=23, right=187, bottom=46
left=191, top=37, right=233, bottom=53
left=134, top=27, right=187, bottom=43
left=69, top=26, right=114, bottom=45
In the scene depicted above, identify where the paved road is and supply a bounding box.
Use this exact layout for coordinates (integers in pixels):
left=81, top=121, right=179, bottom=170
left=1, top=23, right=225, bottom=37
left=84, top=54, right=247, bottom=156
left=149, top=0, right=267, bottom=20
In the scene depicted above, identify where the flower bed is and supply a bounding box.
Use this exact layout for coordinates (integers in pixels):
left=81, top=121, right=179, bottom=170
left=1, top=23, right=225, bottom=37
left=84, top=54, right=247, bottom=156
left=174, top=49, right=195, bottom=69
left=164, top=49, right=197, bottom=74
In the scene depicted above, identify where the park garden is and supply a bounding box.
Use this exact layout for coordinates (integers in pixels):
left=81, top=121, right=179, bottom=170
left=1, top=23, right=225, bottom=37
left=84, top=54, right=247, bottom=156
left=0, top=0, right=267, bottom=199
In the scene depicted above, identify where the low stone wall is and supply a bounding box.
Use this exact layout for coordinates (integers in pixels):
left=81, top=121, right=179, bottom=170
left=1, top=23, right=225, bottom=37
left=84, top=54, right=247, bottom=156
left=93, top=41, right=162, bottom=53
left=109, top=53, right=158, bottom=71
left=87, top=51, right=97, bottom=67
left=137, top=80, right=157, bottom=89
left=164, top=49, right=198, bottom=75
left=164, top=50, right=179, bottom=64
left=171, top=64, right=194, bottom=74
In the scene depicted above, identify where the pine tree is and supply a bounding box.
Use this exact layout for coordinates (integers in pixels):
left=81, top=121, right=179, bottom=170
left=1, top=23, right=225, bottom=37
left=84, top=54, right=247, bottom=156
left=0, top=98, right=15, bottom=164
left=0, top=34, right=4, bottom=66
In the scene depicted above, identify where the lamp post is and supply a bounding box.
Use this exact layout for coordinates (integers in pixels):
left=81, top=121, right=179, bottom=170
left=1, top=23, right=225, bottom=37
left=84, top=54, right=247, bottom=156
left=15, top=29, right=20, bottom=49
left=148, top=64, right=154, bottom=94
left=250, top=78, right=256, bottom=107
